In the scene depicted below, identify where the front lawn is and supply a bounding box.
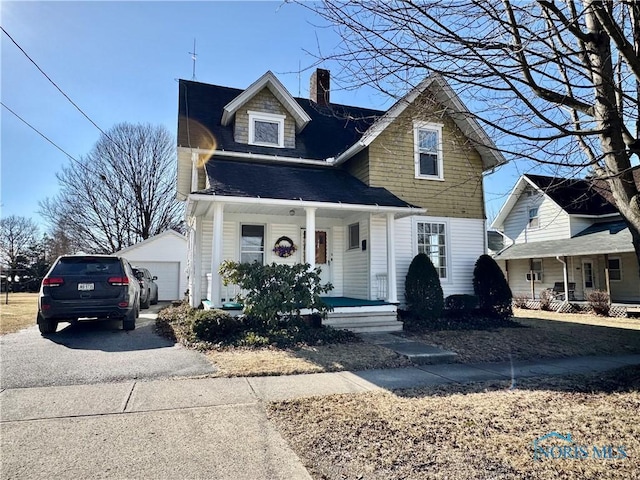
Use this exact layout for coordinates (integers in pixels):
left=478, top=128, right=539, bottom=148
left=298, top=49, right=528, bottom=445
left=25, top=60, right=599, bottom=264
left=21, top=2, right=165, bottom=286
left=406, top=308, right=640, bottom=363
left=0, top=293, right=37, bottom=334
left=268, top=366, right=640, bottom=479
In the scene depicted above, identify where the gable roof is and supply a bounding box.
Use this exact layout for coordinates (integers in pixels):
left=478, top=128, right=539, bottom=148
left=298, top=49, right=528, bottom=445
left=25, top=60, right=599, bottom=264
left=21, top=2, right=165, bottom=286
left=196, top=159, right=419, bottom=208
left=115, top=230, right=186, bottom=255
left=220, top=71, right=311, bottom=131
left=332, top=74, right=505, bottom=171
left=491, top=173, right=618, bottom=230
left=178, top=79, right=381, bottom=160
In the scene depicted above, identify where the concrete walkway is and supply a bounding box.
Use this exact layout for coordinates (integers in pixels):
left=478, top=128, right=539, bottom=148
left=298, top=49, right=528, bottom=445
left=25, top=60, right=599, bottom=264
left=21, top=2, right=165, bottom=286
left=2, top=353, right=639, bottom=479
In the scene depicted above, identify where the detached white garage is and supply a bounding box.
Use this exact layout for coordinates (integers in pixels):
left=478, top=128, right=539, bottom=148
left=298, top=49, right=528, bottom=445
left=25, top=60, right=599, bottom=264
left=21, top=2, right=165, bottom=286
left=117, top=230, right=187, bottom=301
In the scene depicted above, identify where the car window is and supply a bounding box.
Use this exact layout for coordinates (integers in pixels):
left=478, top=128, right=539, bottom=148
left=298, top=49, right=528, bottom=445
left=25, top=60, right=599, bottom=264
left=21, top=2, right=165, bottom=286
left=52, top=257, right=122, bottom=275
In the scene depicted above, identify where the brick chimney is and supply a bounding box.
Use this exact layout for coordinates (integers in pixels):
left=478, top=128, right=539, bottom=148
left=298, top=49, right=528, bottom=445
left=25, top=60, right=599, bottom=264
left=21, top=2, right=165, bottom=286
left=310, top=68, right=330, bottom=106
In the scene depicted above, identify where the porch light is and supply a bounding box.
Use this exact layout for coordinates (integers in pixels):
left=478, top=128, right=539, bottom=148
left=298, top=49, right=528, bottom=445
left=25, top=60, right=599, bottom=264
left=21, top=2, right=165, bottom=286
left=289, top=209, right=295, bottom=216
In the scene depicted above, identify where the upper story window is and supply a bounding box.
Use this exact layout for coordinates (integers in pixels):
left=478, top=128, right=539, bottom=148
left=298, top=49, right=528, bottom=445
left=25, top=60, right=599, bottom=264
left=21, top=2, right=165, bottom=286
left=528, top=207, right=539, bottom=229
left=414, top=121, right=444, bottom=180
left=248, top=111, right=285, bottom=148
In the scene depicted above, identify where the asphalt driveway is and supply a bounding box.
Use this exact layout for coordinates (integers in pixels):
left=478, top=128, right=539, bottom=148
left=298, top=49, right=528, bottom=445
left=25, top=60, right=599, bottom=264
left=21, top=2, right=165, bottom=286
left=0, top=304, right=216, bottom=389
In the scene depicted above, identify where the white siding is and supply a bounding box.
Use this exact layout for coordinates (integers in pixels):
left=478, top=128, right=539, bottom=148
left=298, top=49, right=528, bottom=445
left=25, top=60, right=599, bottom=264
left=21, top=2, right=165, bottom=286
left=394, top=216, right=485, bottom=305
left=331, top=226, right=345, bottom=296
left=504, top=257, right=565, bottom=298
left=608, top=252, right=640, bottom=302
left=369, top=215, right=388, bottom=300
left=569, top=216, right=594, bottom=237
left=503, top=193, right=570, bottom=243
left=200, top=220, right=236, bottom=301
left=268, top=224, right=301, bottom=266
left=343, top=214, right=369, bottom=299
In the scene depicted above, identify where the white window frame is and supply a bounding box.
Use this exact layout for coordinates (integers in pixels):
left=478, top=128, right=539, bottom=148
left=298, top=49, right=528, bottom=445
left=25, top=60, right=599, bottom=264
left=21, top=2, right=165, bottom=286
left=415, top=220, right=449, bottom=280
left=248, top=111, right=285, bottom=148
left=608, top=257, right=622, bottom=282
left=240, top=223, right=265, bottom=265
left=348, top=223, right=360, bottom=250
left=526, top=259, right=543, bottom=282
left=528, top=207, right=540, bottom=229
left=413, top=121, right=444, bottom=181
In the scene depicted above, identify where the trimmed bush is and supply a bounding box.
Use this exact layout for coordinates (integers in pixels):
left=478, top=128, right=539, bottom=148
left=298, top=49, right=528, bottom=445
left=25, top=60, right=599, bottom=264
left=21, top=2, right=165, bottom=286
left=404, top=253, right=444, bottom=330
left=512, top=293, right=529, bottom=309
left=587, top=290, right=611, bottom=316
left=473, top=254, right=513, bottom=319
left=444, top=294, right=478, bottom=313
left=539, top=289, right=553, bottom=311
left=192, top=309, right=244, bottom=342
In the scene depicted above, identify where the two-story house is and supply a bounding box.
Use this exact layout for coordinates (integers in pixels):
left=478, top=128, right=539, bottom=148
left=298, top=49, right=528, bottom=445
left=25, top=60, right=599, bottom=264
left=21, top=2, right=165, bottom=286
left=492, top=173, right=640, bottom=307
left=176, top=69, right=504, bottom=331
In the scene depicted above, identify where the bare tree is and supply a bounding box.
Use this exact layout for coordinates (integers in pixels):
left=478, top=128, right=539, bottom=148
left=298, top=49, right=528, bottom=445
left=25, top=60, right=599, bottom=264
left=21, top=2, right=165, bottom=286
left=301, top=0, right=640, bottom=268
left=40, top=123, right=183, bottom=254
left=0, top=215, right=39, bottom=270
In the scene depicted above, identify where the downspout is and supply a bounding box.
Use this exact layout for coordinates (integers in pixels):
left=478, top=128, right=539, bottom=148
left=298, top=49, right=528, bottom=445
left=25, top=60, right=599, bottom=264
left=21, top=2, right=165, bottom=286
left=555, top=256, right=569, bottom=309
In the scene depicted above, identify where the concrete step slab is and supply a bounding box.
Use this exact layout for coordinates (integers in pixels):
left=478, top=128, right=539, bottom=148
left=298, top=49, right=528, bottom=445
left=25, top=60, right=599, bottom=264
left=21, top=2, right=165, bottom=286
left=379, top=341, right=458, bottom=365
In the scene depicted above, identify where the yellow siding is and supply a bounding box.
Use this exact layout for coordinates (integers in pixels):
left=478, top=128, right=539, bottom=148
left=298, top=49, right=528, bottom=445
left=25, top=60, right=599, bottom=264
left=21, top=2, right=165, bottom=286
left=367, top=90, right=486, bottom=219
left=234, top=88, right=295, bottom=148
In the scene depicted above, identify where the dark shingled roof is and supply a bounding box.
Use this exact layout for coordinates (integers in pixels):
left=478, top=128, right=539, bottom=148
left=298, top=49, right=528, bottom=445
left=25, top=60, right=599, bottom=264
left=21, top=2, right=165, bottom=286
left=178, top=79, right=384, bottom=160
left=524, top=174, right=618, bottom=215
left=196, top=159, right=418, bottom=208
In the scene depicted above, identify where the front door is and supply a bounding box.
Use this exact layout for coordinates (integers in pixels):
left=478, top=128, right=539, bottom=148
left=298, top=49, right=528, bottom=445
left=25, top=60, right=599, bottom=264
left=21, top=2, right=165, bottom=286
left=303, top=229, right=331, bottom=285
left=582, top=260, right=595, bottom=292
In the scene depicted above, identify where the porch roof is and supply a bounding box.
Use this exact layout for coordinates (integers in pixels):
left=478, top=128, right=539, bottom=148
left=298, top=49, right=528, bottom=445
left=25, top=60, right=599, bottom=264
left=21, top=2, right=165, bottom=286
left=193, top=159, right=422, bottom=214
left=494, top=221, right=634, bottom=260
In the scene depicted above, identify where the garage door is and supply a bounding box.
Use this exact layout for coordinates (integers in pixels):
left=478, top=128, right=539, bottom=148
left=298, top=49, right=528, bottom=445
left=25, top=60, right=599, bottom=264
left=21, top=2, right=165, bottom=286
left=131, top=261, right=180, bottom=301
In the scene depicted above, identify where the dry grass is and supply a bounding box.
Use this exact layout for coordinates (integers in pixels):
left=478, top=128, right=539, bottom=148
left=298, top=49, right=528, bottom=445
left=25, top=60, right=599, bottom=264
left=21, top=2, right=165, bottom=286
left=206, top=343, right=411, bottom=377
left=0, top=293, right=37, bottom=335
left=406, top=308, right=640, bottom=364
left=268, top=366, right=640, bottom=479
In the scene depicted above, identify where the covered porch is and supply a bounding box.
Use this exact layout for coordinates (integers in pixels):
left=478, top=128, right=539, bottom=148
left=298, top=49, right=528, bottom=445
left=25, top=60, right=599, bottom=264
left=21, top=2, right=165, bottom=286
left=185, top=160, right=424, bottom=332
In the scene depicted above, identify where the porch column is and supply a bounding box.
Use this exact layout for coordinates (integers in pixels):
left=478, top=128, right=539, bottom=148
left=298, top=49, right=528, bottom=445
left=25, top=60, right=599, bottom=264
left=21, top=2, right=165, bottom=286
left=386, top=213, right=398, bottom=303
left=191, top=215, right=203, bottom=307
left=210, top=203, right=224, bottom=307
left=305, top=207, right=316, bottom=270
left=604, top=253, right=612, bottom=304
left=529, top=258, right=535, bottom=299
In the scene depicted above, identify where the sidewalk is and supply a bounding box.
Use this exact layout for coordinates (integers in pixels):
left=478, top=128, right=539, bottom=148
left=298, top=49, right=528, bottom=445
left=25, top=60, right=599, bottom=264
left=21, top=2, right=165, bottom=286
left=2, top=353, right=639, bottom=479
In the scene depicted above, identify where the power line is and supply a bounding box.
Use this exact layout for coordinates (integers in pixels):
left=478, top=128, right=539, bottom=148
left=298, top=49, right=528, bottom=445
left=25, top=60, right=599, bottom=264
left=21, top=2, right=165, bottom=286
left=1, top=101, right=98, bottom=177
left=0, top=26, right=113, bottom=142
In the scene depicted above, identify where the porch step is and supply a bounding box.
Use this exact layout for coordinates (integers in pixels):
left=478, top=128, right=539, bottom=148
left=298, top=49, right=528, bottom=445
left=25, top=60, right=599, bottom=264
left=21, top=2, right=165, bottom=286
left=380, top=341, right=458, bottom=365
left=323, top=310, right=402, bottom=333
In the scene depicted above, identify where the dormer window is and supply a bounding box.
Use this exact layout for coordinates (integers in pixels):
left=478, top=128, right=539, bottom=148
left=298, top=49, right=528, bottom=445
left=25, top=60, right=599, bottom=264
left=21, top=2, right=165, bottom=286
left=248, top=111, right=285, bottom=148
left=414, top=121, right=444, bottom=180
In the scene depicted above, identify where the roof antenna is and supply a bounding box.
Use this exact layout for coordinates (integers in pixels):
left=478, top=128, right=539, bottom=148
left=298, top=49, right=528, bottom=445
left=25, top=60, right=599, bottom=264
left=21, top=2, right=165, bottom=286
left=189, top=38, right=197, bottom=81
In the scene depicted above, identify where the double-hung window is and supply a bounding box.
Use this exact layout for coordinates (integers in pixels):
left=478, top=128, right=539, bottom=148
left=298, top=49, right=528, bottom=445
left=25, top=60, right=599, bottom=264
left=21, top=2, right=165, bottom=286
left=608, top=257, right=622, bottom=281
left=528, top=207, right=539, bottom=229
left=416, top=221, right=447, bottom=279
left=414, top=122, right=443, bottom=180
left=248, top=111, right=285, bottom=148
left=348, top=223, right=360, bottom=250
left=240, top=225, right=265, bottom=264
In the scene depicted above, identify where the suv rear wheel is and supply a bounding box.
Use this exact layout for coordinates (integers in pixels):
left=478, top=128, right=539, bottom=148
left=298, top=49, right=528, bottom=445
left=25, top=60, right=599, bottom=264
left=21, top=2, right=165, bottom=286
left=123, top=304, right=138, bottom=331
left=37, top=313, right=58, bottom=335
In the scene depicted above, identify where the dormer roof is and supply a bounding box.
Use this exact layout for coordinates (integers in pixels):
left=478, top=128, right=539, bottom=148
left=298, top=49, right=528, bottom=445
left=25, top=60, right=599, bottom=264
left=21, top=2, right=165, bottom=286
left=220, top=71, right=311, bottom=132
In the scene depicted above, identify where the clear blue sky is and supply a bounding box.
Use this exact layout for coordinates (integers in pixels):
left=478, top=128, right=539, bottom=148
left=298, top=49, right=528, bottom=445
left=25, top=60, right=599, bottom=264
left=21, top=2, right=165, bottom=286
left=1, top=0, right=523, bottom=232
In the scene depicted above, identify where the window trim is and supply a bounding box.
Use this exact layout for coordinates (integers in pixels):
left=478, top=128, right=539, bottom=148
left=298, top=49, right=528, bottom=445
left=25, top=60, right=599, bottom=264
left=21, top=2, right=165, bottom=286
left=413, top=121, right=444, bottom=181
left=347, top=223, right=360, bottom=250
left=608, top=257, right=622, bottom=282
left=526, top=258, right=543, bottom=282
left=240, top=223, right=266, bottom=265
left=415, top=219, right=449, bottom=281
left=528, top=207, right=540, bottom=229
left=248, top=111, right=285, bottom=148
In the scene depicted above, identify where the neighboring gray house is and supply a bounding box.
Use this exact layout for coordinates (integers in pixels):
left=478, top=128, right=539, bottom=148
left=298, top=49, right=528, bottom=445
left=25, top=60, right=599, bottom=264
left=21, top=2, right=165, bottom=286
left=492, top=174, right=639, bottom=304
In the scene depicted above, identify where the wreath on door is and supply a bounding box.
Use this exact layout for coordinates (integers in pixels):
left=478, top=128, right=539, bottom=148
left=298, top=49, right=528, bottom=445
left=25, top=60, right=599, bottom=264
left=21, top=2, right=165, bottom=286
left=272, top=236, right=297, bottom=258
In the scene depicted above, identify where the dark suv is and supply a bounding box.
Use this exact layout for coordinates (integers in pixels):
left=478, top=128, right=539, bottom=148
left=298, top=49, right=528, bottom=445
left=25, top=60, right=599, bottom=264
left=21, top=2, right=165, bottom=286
left=37, top=255, right=140, bottom=335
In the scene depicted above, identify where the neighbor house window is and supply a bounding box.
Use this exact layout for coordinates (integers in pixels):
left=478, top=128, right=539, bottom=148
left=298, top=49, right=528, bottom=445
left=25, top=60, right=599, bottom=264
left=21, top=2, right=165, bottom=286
left=526, top=259, right=543, bottom=282
left=608, top=257, right=622, bottom=281
left=414, top=122, right=444, bottom=180
left=348, top=223, right=360, bottom=250
left=240, top=225, right=265, bottom=264
left=417, top=221, right=447, bottom=279
left=528, top=207, right=539, bottom=229
left=248, top=111, right=285, bottom=147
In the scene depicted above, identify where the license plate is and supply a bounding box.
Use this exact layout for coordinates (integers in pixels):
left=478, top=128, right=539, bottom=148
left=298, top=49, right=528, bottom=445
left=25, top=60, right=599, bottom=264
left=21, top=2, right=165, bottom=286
left=78, top=283, right=94, bottom=291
